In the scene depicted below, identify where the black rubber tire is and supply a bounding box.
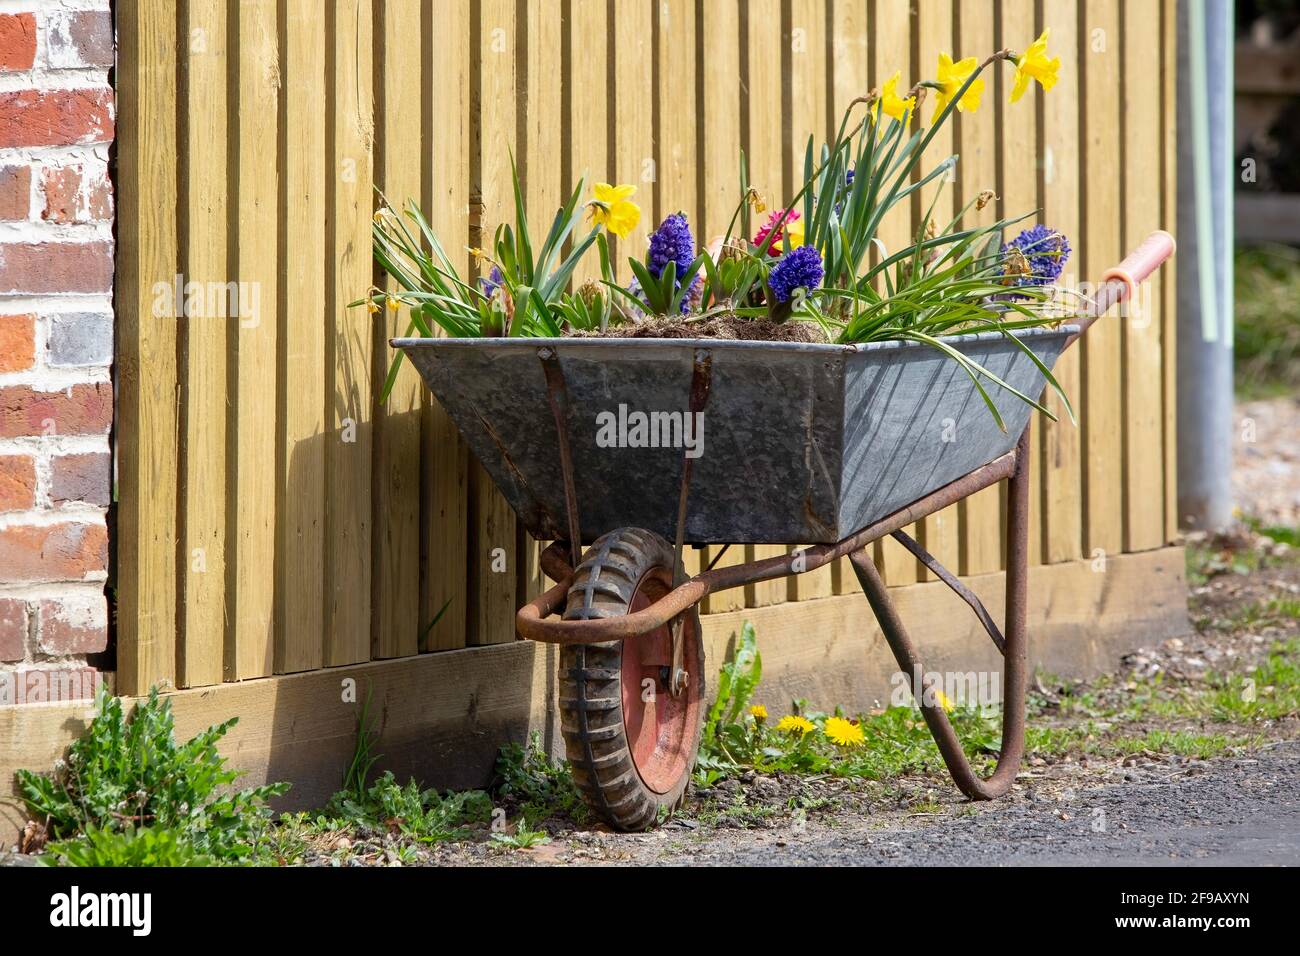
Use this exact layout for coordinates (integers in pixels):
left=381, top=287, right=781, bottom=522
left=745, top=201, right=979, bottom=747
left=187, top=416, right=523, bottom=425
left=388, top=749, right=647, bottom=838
left=559, top=527, right=705, bottom=832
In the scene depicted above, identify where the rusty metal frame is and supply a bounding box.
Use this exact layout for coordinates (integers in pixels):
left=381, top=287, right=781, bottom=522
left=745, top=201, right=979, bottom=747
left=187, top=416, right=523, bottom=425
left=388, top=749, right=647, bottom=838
left=517, top=266, right=1161, bottom=801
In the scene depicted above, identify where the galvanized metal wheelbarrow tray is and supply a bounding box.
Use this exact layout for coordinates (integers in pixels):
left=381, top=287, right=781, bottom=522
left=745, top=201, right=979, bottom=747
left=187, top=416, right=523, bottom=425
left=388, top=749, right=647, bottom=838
left=395, top=230, right=1175, bottom=831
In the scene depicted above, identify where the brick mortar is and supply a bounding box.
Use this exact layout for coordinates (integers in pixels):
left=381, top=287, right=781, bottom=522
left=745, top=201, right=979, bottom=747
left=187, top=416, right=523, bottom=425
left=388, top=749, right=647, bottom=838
left=0, top=0, right=112, bottom=690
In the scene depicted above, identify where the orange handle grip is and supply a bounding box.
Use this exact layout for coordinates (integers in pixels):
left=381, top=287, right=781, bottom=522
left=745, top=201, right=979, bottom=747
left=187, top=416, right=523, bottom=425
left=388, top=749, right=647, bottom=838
left=1094, top=230, right=1176, bottom=316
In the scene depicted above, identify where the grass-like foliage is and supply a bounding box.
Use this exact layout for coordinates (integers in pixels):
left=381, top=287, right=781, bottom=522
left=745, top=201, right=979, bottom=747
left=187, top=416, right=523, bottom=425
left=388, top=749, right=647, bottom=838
left=17, top=686, right=289, bottom=865
left=1235, top=244, right=1300, bottom=398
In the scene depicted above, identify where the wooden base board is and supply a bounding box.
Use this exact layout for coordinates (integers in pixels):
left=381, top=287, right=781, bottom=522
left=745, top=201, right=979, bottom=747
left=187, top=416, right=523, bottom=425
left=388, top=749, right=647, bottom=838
left=0, top=547, right=1186, bottom=842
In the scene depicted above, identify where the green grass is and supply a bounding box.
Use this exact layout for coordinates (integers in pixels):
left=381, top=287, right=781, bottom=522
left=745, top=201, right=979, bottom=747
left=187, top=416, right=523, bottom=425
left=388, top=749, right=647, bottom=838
left=1235, top=244, right=1300, bottom=399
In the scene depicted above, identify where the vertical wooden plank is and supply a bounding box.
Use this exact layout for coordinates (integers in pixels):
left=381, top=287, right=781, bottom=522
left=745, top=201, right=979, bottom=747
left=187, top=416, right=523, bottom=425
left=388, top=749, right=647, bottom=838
left=421, top=0, right=471, bottom=651
left=872, top=0, right=918, bottom=587
left=1161, top=0, right=1178, bottom=544
left=1079, top=0, right=1122, bottom=561
left=565, top=0, right=609, bottom=284
left=698, top=0, right=746, bottom=616
left=229, top=0, right=279, bottom=679
left=372, top=0, right=422, bottom=658
left=519, top=0, right=563, bottom=605
left=954, top=0, right=1003, bottom=576
left=176, top=0, right=228, bottom=688
left=700, top=0, right=741, bottom=242
left=787, top=0, right=828, bottom=187
left=829, top=0, right=870, bottom=596
left=657, top=0, right=697, bottom=227
left=325, top=0, right=374, bottom=665
left=997, top=0, right=1043, bottom=568
left=914, top=0, right=962, bottom=582
left=654, top=0, right=701, bottom=589
left=613, top=0, right=654, bottom=262
left=786, top=0, right=832, bottom=602
left=742, top=0, right=789, bottom=608
left=277, top=0, right=327, bottom=673
left=1120, top=0, right=1165, bottom=552
left=115, top=0, right=180, bottom=695
left=831, top=0, right=870, bottom=122
left=468, top=0, right=519, bottom=645
left=1041, top=0, right=1082, bottom=565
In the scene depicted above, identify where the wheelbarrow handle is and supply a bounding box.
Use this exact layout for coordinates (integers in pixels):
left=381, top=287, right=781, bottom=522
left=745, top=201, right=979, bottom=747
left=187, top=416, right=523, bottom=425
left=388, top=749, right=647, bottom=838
left=1069, top=229, right=1175, bottom=344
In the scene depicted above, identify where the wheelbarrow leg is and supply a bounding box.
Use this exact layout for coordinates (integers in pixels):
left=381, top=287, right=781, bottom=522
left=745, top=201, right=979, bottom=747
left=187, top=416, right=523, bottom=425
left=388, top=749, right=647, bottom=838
left=849, top=426, right=1030, bottom=800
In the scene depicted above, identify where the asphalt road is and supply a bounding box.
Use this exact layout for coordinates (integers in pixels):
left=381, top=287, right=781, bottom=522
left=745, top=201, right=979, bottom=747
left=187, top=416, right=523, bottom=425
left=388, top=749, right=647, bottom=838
left=668, top=740, right=1300, bottom=866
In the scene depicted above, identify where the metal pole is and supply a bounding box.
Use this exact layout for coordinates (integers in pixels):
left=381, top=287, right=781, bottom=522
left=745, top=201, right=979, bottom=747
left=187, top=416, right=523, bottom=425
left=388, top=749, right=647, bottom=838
left=1176, top=0, right=1235, bottom=532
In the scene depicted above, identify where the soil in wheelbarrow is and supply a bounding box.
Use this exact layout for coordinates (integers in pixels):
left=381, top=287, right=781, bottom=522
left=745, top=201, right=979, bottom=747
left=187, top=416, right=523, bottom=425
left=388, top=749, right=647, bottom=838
left=567, top=315, right=831, bottom=343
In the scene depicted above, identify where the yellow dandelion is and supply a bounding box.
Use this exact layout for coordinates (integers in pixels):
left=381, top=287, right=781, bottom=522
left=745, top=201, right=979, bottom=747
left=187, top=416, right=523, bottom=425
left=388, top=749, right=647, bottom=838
left=824, top=716, right=865, bottom=747
left=749, top=704, right=768, bottom=721
left=934, top=689, right=956, bottom=714
left=776, top=715, right=814, bottom=735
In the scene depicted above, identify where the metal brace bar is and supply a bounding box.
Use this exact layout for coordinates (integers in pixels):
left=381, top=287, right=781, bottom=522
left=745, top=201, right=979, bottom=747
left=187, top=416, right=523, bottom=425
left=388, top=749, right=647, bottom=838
left=538, top=347, right=582, bottom=566
left=888, top=529, right=1006, bottom=654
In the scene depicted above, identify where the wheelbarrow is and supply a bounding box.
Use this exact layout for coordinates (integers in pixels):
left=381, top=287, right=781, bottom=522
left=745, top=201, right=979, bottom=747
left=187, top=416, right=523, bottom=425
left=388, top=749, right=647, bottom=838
left=396, top=230, right=1176, bottom=831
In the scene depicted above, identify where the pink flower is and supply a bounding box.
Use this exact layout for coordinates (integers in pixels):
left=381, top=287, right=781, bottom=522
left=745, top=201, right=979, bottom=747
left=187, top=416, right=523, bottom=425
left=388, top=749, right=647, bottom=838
left=752, top=208, right=800, bottom=257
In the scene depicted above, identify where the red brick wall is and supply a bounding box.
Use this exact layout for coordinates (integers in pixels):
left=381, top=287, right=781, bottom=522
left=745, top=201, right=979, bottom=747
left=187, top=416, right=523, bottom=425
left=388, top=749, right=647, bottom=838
left=0, top=2, right=113, bottom=704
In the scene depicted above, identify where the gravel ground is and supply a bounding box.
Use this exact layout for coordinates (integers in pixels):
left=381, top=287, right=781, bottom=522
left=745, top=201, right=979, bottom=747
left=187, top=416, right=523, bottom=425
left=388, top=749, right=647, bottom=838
left=1234, top=396, right=1300, bottom=527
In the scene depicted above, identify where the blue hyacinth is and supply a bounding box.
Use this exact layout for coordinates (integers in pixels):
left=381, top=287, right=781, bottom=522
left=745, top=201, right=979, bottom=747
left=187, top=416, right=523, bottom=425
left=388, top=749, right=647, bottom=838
left=647, top=212, right=696, bottom=281
left=1001, top=225, right=1070, bottom=286
left=769, top=246, right=824, bottom=303
left=643, top=213, right=701, bottom=314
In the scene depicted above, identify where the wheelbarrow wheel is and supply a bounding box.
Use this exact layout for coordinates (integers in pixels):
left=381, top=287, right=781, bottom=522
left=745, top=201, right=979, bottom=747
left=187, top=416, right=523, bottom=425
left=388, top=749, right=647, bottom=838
left=559, top=527, right=705, bottom=832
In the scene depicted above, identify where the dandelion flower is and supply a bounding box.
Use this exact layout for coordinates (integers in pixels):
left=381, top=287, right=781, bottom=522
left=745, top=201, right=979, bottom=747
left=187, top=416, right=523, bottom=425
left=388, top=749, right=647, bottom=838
left=776, top=715, right=814, bottom=735
left=587, top=182, right=641, bottom=239
left=824, top=716, right=865, bottom=747
left=749, top=705, right=768, bottom=721
left=933, top=52, right=984, bottom=120
left=934, top=689, right=956, bottom=714
left=1011, top=29, right=1060, bottom=103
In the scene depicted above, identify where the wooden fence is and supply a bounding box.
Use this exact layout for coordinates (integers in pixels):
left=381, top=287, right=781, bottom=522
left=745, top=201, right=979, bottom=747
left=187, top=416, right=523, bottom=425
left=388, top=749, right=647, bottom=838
left=114, top=0, right=1179, bottom=695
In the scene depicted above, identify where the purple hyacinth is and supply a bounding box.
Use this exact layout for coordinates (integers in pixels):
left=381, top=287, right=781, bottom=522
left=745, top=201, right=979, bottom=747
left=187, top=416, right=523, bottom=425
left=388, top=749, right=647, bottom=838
left=1001, top=225, right=1070, bottom=286
left=647, top=212, right=696, bottom=281
left=769, top=246, right=824, bottom=303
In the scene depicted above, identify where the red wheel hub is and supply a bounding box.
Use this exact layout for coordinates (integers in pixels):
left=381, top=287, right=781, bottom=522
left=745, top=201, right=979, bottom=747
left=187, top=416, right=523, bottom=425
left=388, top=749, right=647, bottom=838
left=620, top=569, right=701, bottom=794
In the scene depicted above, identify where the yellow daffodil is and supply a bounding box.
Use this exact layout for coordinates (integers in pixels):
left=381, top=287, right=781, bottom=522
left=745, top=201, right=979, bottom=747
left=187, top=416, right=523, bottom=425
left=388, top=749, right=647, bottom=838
left=776, top=715, right=814, bottom=735
left=749, top=704, right=768, bottom=721
left=587, top=182, right=641, bottom=239
left=1011, top=29, right=1060, bottom=103
left=871, top=71, right=916, bottom=125
left=784, top=216, right=806, bottom=249
left=934, top=689, right=956, bottom=714
left=933, top=52, right=984, bottom=119
left=824, top=716, right=865, bottom=747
